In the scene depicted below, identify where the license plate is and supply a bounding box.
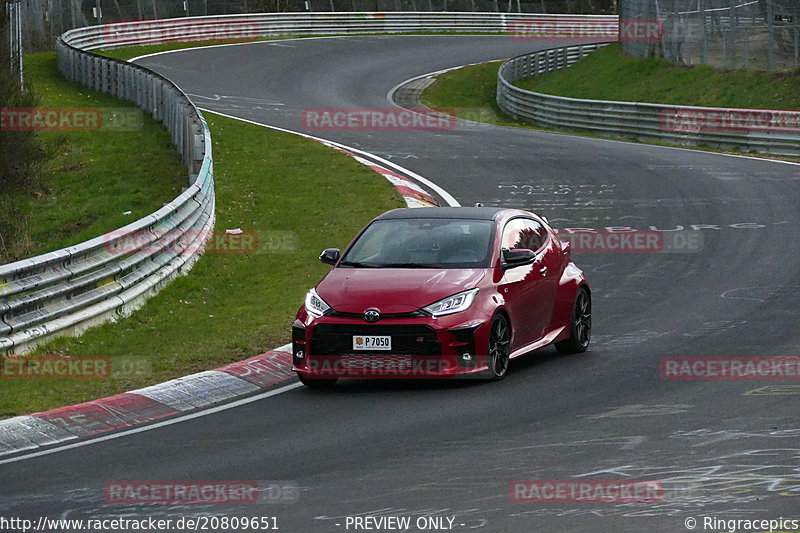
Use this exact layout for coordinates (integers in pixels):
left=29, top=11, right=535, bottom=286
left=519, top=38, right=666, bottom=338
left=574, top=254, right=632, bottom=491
left=353, top=335, right=391, bottom=351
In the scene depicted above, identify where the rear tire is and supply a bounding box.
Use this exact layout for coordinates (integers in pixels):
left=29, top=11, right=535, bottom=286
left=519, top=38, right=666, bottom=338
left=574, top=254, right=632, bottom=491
left=297, top=374, right=338, bottom=388
left=555, top=287, right=591, bottom=354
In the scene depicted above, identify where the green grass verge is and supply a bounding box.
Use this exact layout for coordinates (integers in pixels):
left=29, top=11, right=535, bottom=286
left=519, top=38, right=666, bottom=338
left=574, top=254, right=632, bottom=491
left=422, top=44, right=800, bottom=127
left=421, top=60, right=519, bottom=127
left=99, top=38, right=287, bottom=62
left=1, top=75, right=404, bottom=419
left=8, top=52, right=188, bottom=259
left=515, top=44, right=800, bottom=110
left=422, top=44, right=800, bottom=160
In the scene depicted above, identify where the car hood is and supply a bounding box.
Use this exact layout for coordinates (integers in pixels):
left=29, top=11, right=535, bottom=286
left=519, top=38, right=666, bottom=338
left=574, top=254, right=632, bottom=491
left=317, top=268, right=486, bottom=314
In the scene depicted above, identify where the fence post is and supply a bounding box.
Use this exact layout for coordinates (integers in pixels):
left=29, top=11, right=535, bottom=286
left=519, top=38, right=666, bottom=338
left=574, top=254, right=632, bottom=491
left=7, top=1, right=24, bottom=89
left=730, top=5, right=737, bottom=69
left=700, top=0, right=707, bottom=64
left=767, top=2, right=774, bottom=70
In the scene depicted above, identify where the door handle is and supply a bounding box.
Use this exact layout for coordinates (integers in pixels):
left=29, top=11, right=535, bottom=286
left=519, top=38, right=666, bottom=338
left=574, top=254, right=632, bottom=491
left=539, top=266, right=548, bottom=277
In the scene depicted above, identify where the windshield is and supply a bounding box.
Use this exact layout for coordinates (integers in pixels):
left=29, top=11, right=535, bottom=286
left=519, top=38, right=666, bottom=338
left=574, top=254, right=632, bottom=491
left=339, top=218, right=495, bottom=269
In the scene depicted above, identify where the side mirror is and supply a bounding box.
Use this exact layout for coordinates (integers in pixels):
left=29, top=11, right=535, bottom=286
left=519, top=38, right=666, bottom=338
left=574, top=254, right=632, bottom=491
left=319, top=248, right=340, bottom=266
left=501, top=248, right=535, bottom=269
left=561, top=240, right=571, bottom=257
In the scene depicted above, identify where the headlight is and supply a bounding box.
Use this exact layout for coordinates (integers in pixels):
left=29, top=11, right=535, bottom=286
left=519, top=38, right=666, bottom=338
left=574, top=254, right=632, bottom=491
left=305, top=288, right=331, bottom=317
left=423, top=288, right=479, bottom=317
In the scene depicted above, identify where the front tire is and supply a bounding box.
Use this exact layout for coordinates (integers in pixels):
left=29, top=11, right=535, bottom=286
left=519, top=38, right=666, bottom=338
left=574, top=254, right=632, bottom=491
left=555, top=287, right=591, bottom=354
left=486, top=314, right=511, bottom=380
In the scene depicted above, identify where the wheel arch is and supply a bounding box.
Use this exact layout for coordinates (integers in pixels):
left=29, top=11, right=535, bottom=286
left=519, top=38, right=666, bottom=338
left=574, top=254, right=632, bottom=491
left=475, top=306, right=511, bottom=359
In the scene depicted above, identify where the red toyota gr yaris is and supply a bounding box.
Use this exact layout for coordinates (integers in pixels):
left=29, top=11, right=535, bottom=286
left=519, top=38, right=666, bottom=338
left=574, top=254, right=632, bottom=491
left=292, top=207, right=590, bottom=387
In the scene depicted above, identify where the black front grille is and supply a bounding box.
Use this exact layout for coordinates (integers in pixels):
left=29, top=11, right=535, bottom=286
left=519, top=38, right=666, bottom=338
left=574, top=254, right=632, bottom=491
left=310, top=324, right=441, bottom=356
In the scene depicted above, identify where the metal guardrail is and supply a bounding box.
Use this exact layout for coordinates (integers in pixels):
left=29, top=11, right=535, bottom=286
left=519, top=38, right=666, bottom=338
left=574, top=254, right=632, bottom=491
left=496, top=44, right=800, bottom=156
left=1, top=12, right=616, bottom=354
left=79, top=12, right=619, bottom=50
left=0, top=31, right=214, bottom=354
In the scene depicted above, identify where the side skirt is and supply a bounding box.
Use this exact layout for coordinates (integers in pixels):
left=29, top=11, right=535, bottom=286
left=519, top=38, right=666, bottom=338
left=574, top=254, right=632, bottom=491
left=509, top=326, right=566, bottom=360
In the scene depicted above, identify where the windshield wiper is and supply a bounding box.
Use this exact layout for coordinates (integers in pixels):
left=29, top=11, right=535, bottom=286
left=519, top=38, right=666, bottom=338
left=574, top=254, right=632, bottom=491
left=379, top=262, right=439, bottom=268
left=338, top=260, right=380, bottom=268
left=339, top=261, right=439, bottom=268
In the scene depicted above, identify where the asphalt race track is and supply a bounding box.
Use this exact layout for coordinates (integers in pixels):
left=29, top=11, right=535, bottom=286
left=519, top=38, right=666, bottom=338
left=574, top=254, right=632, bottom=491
left=2, top=36, right=799, bottom=532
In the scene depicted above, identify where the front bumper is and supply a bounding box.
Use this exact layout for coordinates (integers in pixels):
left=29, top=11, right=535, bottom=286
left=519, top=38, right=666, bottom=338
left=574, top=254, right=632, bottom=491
left=292, top=315, right=491, bottom=379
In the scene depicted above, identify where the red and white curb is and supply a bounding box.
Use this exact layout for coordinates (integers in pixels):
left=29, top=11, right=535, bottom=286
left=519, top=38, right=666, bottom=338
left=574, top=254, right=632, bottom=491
left=0, top=348, right=294, bottom=458
left=322, top=143, right=438, bottom=208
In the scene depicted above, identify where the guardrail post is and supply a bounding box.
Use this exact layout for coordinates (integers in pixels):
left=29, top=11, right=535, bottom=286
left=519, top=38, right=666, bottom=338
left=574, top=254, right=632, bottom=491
left=127, top=66, right=135, bottom=102
left=134, top=69, right=142, bottom=107
left=185, top=116, right=193, bottom=169
left=102, top=60, right=109, bottom=93
left=93, top=56, right=101, bottom=91
left=191, top=122, right=204, bottom=178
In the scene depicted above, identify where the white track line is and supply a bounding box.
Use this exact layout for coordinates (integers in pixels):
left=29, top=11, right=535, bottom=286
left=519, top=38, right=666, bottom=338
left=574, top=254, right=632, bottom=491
left=0, top=382, right=303, bottom=465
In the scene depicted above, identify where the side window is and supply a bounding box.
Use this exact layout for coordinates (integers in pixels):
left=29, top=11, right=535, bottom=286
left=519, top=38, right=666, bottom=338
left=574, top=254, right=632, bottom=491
left=501, top=218, right=548, bottom=252
left=501, top=219, right=527, bottom=251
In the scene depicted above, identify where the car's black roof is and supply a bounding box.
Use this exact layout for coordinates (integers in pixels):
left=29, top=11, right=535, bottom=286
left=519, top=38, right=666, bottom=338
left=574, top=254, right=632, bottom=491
left=377, top=206, right=520, bottom=221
